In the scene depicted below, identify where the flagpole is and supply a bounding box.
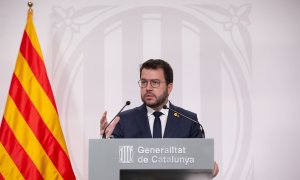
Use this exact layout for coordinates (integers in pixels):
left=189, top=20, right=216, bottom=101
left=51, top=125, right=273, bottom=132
left=28, top=1, right=33, bottom=11
left=0, top=0, right=76, bottom=178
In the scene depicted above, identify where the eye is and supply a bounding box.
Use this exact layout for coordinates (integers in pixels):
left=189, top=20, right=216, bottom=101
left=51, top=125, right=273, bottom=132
left=152, top=80, right=160, bottom=85
left=141, top=80, right=147, bottom=85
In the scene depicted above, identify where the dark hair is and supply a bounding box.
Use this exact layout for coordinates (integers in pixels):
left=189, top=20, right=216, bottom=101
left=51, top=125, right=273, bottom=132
left=140, top=59, right=173, bottom=84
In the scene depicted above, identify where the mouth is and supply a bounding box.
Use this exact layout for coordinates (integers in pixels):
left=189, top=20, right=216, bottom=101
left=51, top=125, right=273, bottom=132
left=144, top=93, right=156, bottom=100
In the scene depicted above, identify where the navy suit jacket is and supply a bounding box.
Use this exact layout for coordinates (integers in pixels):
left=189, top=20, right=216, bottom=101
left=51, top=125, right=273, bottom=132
left=112, top=103, right=204, bottom=138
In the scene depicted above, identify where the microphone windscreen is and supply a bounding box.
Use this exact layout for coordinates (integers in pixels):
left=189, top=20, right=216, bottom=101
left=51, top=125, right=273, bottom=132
left=126, top=101, right=131, bottom=105
left=163, top=105, right=168, bottom=109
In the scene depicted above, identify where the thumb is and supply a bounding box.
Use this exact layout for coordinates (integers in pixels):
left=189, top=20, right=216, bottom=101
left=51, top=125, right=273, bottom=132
left=106, top=116, right=120, bottom=137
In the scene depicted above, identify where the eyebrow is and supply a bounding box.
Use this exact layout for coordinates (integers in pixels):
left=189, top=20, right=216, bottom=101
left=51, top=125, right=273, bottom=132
left=140, top=79, right=161, bottom=81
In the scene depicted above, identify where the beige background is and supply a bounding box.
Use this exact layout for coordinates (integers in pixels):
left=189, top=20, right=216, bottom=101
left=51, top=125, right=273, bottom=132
left=0, top=0, right=299, bottom=179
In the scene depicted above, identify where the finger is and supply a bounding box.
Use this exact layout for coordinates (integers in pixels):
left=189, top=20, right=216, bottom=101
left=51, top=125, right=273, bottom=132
left=105, top=127, right=112, bottom=138
left=110, top=116, right=120, bottom=128
left=100, top=111, right=108, bottom=129
left=100, top=111, right=107, bottom=123
left=100, top=125, right=107, bottom=136
left=212, top=161, right=219, bottom=178
left=106, top=116, right=120, bottom=137
left=100, top=111, right=108, bottom=136
left=100, top=122, right=108, bottom=131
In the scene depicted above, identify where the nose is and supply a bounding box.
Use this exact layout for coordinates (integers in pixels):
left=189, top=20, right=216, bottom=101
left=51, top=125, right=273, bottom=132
left=145, top=81, right=153, bottom=90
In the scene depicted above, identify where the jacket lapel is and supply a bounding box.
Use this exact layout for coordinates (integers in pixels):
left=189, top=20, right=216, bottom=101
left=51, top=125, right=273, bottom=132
left=136, top=104, right=152, bottom=138
left=163, top=103, right=180, bottom=138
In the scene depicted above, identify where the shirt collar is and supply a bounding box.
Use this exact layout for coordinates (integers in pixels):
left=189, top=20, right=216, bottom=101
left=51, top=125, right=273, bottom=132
left=146, top=101, right=170, bottom=117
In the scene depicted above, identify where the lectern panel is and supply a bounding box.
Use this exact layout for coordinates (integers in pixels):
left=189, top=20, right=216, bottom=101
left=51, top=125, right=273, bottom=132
left=89, top=139, right=214, bottom=180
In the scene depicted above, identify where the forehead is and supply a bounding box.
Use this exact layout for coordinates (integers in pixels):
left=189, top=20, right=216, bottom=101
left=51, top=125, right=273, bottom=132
left=141, top=68, right=165, bottom=80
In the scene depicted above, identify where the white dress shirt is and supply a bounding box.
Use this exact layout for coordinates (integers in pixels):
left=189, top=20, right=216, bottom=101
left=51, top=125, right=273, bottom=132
left=146, top=101, right=169, bottom=138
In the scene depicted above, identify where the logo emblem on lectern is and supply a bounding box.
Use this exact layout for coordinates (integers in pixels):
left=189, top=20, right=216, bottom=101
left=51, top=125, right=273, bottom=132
left=119, top=146, right=134, bottom=163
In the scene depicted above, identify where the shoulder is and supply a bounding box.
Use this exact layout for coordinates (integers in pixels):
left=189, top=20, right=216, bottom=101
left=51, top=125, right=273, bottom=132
left=170, top=103, right=197, bottom=118
left=119, top=104, right=146, bottom=117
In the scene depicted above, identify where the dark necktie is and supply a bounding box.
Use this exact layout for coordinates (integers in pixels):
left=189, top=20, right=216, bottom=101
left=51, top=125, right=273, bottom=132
left=153, top=111, right=163, bottom=138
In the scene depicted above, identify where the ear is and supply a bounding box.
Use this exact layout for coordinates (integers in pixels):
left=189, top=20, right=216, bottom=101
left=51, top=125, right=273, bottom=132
left=167, top=83, right=173, bottom=94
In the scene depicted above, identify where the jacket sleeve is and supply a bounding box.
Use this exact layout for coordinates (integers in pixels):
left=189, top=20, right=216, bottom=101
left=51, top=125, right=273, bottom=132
left=189, top=113, right=205, bottom=138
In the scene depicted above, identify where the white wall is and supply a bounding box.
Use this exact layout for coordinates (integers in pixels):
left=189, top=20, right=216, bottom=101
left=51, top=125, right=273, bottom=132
left=0, top=0, right=299, bottom=179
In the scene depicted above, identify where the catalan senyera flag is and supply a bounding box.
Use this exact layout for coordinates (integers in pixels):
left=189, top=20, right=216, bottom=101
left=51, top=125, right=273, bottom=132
left=0, top=10, right=76, bottom=179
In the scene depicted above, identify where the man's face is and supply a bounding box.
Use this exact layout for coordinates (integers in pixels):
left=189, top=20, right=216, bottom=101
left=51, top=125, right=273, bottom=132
left=140, top=68, right=173, bottom=109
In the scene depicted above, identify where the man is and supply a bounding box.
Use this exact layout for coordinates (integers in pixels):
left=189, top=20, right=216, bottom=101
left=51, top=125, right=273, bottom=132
left=100, top=59, right=219, bottom=177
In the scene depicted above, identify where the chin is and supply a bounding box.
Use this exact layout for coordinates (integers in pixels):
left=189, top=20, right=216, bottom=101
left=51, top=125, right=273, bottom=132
left=145, top=101, right=157, bottom=107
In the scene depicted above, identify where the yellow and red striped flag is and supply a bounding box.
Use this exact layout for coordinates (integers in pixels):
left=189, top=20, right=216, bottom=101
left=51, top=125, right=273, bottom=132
left=0, top=9, right=76, bottom=179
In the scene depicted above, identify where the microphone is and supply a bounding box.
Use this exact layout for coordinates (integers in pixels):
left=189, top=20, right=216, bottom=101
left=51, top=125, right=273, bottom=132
left=102, top=101, right=131, bottom=139
left=163, top=105, right=205, bottom=138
